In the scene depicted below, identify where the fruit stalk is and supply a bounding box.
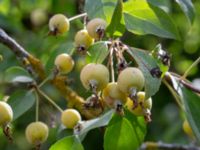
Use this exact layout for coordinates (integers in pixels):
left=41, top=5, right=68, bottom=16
left=35, top=87, right=63, bottom=113
left=68, top=13, right=87, bottom=22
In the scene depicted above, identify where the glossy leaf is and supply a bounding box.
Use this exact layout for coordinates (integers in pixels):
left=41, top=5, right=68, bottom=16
left=86, top=41, right=109, bottom=63
left=104, top=114, right=140, bottom=150
left=127, top=47, right=162, bottom=99
left=57, top=128, right=74, bottom=140
left=50, top=136, right=84, bottom=150
left=77, top=110, right=114, bottom=136
left=175, top=0, right=195, bottom=24
left=82, top=128, right=104, bottom=150
left=7, top=90, right=35, bottom=120
left=124, top=109, right=146, bottom=144
left=123, top=0, right=180, bottom=39
left=106, top=0, right=125, bottom=37
left=12, top=76, right=33, bottom=83
left=84, top=0, right=118, bottom=23
left=180, top=86, right=200, bottom=141
left=169, top=74, right=200, bottom=141
left=147, top=0, right=171, bottom=12
left=4, top=66, right=33, bottom=83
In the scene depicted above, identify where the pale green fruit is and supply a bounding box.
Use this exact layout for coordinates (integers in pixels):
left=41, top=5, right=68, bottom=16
left=61, top=109, right=81, bottom=129
left=49, top=14, right=70, bottom=35
left=25, top=122, right=49, bottom=145
left=0, top=101, right=13, bottom=126
left=54, top=53, right=74, bottom=74
left=117, top=67, right=145, bottom=94
left=80, top=63, right=109, bottom=91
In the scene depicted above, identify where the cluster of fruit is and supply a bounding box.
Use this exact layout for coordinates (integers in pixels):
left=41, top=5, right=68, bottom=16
left=49, top=14, right=106, bottom=52
left=0, top=100, right=81, bottom=147
left=50, top=13, right=153, bottom=121
left=80, top=63, right=152, bottom=120
left=0, top=13, right=193, bottom=148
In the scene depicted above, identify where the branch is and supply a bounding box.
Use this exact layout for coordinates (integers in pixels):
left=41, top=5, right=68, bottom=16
left=51, top=76, right=104, bottom=119
left=140, top=142, right=200, bottom=150
left=0, top=28, right=46, bottom=79
left=0, top=28, right=104, bottom=119
left=164, top=72, right=200, bottom=94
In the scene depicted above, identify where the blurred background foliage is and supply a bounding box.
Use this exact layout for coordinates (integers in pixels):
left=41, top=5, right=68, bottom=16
left=0, top=0, right=199, bottom=149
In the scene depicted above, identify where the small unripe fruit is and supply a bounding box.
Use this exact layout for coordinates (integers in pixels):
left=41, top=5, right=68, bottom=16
left=31, top=9, right=47, bottom=26
left=117, top=67, right=145, bottom=94
left=74, top=29, right=94, bottom=50
left=103, top=82, right=127, bottom=108
left=61, top=109, right=81, bottom=129
left=0, top=101, right=13, bottom=126
left=183, top=120, right=194, bottom=138
left=80, top=63, right=109, bottom=91
left=54, top=53, right=74, bottom=74
left=86, top=18, right=107, bottom=40
left=125, top=92, right=152, bottom=116
left=25, top=122, right=49, bottom=145
left=49, top=14, right=70, bottom=35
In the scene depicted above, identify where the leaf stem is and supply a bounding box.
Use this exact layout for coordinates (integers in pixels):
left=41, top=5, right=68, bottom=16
left=34, top=91, right=39, bottom=122
left=110, top=48, right=115, bottom=82
left=36, top=88, right=63, bottom=113
left=182, top=56, right=200, bottom=79
left=163, top=79, right=183, bottom=110
left=68, top=13, right=87, bottom=22
left=38, top=75, right=51, bottom=88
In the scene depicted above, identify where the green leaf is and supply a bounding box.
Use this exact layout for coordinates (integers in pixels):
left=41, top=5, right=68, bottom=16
left=7, top=90, right=35, bottom=120
left=169, top=74, right=200, bottom=141
left=50, top=136, right=84, bottom=150
left=86, top=41, right=109, bottom=63
left=124, top=109, right=146, bottom=144
left=123, top=0, right=180, bottom=39
left=4, top=66, right=33, bottom=83
left=84, top=0, right=118, bottom=23
left=147, top=0, right=171, bottom=12
left=77, top=110, right=114, bottom=136
left=57, top=128, right=74, bottom=140
left=0, top=0, right=10, bottom=15
left=104, top=114, right=140, bottom=150
left=175, top=0, right=195, bottom=24
left=127, top=47, right=162, bottom=99
left=82, top=128, right=104, bottom=150
left=180, top=86, right=200, bottom=141
left=106, top=0, right=125, bottom=37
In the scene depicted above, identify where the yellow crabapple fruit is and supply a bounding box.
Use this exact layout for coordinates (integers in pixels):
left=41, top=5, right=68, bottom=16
left=54, top=53, right=74, bottom=74
left=49, top=14, right=70, bottom=35
left=125, top=92, right=152, bottom=116
left=102, top=82, right=127, bottom=108
left=117, top=67, right=145, bottom=94
left=80, top=63, right=109, bottom=91
left=86, top=18, right=107, bottom=40
left=0, top=101, right=13, bottom=126
left=74, top=29, right=94, bottom=50
left=61, top=109, right=81, bottom=129
left=25, top=122, right=49, bottom=145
